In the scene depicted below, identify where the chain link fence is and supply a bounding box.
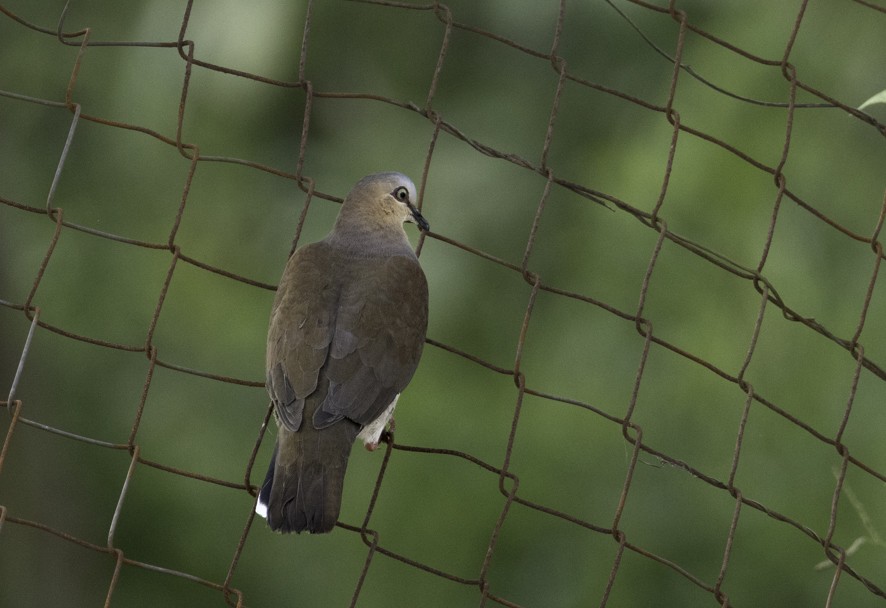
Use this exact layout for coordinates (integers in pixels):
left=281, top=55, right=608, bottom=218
left=2, top=1, right=885, bottom=606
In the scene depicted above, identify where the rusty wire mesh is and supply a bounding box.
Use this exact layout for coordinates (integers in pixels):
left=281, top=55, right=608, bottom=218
left=2, top=0, right=886, bottom=606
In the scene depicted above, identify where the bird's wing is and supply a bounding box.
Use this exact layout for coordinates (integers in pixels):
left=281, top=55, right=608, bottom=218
left=266, top=243, right=339, bottom=432
left=267, top=246, right=428, bottom=433
left=313, top=254, right=429, bottom=429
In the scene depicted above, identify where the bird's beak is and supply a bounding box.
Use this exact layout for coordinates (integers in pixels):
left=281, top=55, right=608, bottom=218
left=408, top=203, right=430, bottom=232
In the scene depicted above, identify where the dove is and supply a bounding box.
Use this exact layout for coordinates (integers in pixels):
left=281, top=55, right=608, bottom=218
left=256, top=172, right=429, bottom=534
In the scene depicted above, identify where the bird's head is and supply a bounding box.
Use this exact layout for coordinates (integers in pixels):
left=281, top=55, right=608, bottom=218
left=344, top=172, right=430, bottom=232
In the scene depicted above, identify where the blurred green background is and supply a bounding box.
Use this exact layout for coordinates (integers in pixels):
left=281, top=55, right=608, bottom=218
left=2, top=1, right=885, bottom=606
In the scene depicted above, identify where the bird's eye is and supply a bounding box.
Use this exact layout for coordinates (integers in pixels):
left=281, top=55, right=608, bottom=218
left=393, top=186, right=409, bottom=202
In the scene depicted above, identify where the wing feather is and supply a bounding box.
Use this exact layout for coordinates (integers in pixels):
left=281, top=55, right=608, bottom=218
left=267, top=246, right=428, bottom=434
left=317, top=255, right=428, bottom=427
left=266, top=243, right=338, bottom=431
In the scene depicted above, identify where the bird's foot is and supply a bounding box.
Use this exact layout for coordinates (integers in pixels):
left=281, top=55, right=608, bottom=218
left=365, top=419, right=396, bottom=452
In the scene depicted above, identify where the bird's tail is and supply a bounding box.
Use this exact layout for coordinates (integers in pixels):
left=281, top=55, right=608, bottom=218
left=256, top=421, right=359, bottom=534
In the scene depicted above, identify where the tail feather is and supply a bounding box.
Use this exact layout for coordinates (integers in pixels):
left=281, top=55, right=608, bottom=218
left=256, top=443, right=277, bottom=520
left=257, top=420, right=359, bottom=534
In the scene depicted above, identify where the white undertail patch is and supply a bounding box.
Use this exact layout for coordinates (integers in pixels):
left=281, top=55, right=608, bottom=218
left=357, top=394, right=400, bottom=448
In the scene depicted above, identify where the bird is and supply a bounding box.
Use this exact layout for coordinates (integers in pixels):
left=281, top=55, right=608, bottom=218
left=256, top=172, right=429, bottom=534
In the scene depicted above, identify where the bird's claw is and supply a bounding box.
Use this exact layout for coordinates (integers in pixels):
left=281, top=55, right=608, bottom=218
left=365, top=419, right=396, bottom=451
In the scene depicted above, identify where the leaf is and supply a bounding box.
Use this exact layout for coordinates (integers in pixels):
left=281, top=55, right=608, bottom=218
left=859, top=89, right=886, bottom=111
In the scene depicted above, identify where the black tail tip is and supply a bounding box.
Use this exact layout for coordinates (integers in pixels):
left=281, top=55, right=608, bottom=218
left=255, top=494, right=337, bottom=534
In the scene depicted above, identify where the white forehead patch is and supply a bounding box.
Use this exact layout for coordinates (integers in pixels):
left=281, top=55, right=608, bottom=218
left=355, top=172, right=417, bottom=201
